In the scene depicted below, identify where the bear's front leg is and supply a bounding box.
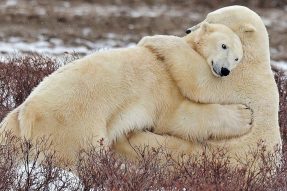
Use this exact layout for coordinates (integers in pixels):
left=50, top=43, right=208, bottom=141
left=138, top=35, right=209, bottom=102
left=164, top=100, right=253, bottom=142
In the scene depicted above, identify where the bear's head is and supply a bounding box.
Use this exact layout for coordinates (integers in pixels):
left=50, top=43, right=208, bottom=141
left=185, top=22, right=243, bottom=77
left=186, top=6, right=269, bottom=67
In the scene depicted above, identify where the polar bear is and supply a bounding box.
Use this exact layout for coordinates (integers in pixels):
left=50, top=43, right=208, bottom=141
left=139, top=22, right=243, bottom=78
left=0, top=23, right=250, bottom=165
left=114, top=6, right=282, bottom=167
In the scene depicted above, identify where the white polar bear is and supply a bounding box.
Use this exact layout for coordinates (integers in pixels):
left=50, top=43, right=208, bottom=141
left=115, top=6, right=282, bottom=167
left=0, top=23, right=250, bottom=165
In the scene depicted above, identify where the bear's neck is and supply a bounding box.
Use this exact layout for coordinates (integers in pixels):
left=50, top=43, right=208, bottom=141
left=182, top=32, right=199, bottom=51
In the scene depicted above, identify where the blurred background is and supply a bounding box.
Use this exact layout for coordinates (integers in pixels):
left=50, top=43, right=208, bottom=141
left=0, top=0, right=286, bottom=69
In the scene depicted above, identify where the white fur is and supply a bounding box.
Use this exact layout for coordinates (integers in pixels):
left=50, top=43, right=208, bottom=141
left=0, top=19, right=251, bottom=167
left=108, top=103, right=155, bottom=142
left=115, top=6, right=281, bottom=168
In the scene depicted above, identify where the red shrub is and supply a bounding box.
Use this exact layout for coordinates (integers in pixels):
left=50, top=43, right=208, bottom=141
left=275, top=71, right=287, bottom=144
left=0, top=54, right=59, bottom=120
left=0, top=54, right=286, bottom=190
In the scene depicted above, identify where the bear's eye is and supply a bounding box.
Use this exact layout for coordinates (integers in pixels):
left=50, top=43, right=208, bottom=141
left=235, top=58, right=239, bottom=61
left=222, top=44, right=227, bottom=49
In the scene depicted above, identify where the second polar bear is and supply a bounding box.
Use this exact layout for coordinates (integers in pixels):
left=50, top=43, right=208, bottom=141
left=115, top=6, right=281, bottom=168
left=0, top=23, right=249, bottom=165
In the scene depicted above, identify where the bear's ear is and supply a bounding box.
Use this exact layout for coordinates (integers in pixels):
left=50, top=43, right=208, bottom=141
left=200, top=22, right=213, bottom=33
left=186, top=24, right=200, bottom=34
left=241, top=24, right=256, bottom=33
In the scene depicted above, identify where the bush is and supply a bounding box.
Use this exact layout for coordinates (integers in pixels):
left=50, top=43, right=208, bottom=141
left=0, top=54, right=59, bottom=121
left=0, top=134, right=286, bottom=190
left=0, top=54, right=286, bottom=190
left=275, top=71, right=287, bottom=145
left=0, top=133, right=81, bottom=191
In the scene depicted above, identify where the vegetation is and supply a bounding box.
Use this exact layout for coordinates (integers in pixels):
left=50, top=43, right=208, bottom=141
left=0, top=54, right=286, bottom=190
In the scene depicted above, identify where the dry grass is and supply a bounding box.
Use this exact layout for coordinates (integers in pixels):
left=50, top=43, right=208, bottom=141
left=0, top=54, right=286, bottom=190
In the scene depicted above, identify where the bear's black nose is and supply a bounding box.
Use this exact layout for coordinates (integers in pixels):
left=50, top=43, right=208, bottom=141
left=221, top=67, right=230, bottom=76
left=186, top=29, right=191, bottom=34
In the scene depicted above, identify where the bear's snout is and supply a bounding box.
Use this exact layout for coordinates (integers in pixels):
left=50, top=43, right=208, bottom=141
left=221, top=67, right=230, bottom=76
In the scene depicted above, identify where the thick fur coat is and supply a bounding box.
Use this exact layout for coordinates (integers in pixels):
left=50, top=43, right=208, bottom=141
left=0, top=22, right=250, bottom=166
left=114, top=6, right=282, bottom=167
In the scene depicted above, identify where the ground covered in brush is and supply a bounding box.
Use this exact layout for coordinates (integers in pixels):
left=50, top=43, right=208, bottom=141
left=0, top=0, right=286, bottom=63
left=0, top=54, right=287, bottom=190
